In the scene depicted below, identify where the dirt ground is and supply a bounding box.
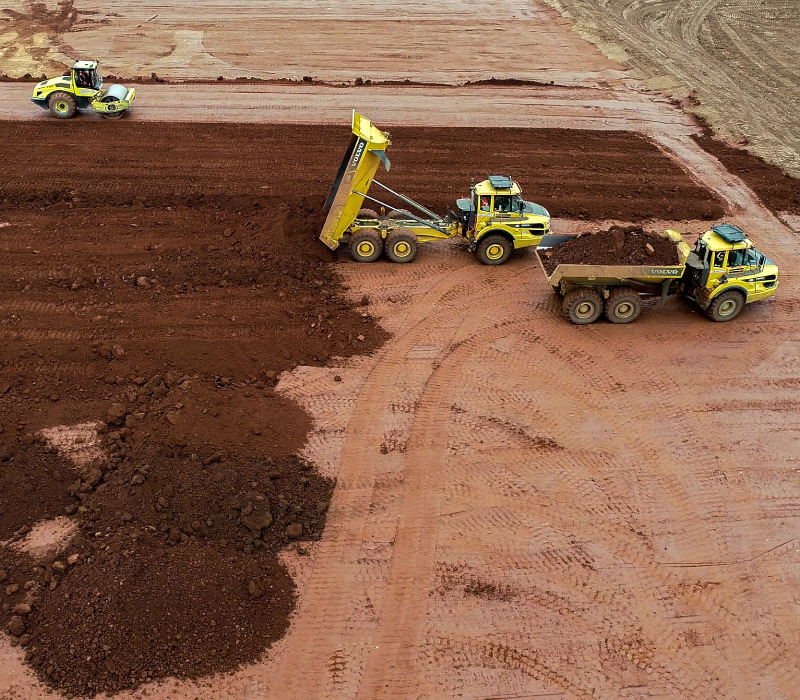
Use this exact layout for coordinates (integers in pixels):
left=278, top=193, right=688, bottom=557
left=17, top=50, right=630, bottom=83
left=1, top=115, right=799, bottom=700
left=0, top=0, right=623, bottom=86
left=2, top=2, right=800, bottom=699
left=542, top=0, right=800, bottom=177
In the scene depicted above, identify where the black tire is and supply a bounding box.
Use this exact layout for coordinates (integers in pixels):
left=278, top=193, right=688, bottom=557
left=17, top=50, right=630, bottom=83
left=49, top=91, right=77, bottom=119
left=385, top=228, right=418, bottom=263
left=357, top=208, right=379, bottom=219
left=387, top=210, right=409, bottom=220
left=349, top=228, right=383, bottom=263
left=476, top=233, right=513, bottom=265
left=707, top=289, right=745, bottom=322
left=604, top=286, right=642, bottom=324
left=562, top=288, right=603, bottom=325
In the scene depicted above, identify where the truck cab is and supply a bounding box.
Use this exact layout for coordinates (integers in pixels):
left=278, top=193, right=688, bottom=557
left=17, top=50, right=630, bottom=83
left=456, top=176, right=550, bottom=263
left=684, top=224, right=778, bottom=320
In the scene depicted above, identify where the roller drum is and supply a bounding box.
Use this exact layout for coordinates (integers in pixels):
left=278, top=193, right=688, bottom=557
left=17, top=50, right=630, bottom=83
left=103, top=84, right=129, bottom=102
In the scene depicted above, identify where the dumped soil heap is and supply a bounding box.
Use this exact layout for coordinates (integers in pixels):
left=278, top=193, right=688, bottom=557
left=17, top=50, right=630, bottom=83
left=0, top=123, right=391, bottom=696
left=540, top=226, right=680, bottom=274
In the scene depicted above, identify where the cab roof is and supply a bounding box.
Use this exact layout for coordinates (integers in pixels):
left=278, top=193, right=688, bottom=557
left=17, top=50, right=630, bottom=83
left=73, top=60, right=98, bottom=70
left=475, top=177, right=521, bottom=196
left=702, top=228, right=754, bottom=251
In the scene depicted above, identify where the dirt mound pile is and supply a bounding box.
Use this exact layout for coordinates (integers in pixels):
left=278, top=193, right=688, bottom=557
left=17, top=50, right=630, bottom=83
left=23, top=535, right=294, bottom=697
left=541, top=226, right=680, bottom=274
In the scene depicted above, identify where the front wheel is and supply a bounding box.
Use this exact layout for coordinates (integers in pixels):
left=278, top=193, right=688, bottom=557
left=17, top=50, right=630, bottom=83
left=562, top=288, right=603, bottom=325
left=49, top=91, right=77, bottom=119
left=707, top=290, right=745, bottom=322
left=476, top=234, right=512, bottom=265
left=349, top=228, right=383, bottom=263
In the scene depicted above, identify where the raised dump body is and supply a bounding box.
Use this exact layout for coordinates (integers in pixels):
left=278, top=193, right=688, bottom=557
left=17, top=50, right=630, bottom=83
left=319, top=111, right=392, bottom=251
left=538, top=226, right=778, bottom=324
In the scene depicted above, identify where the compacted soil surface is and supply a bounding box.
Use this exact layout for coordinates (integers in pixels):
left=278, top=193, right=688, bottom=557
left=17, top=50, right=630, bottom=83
left=540, top=225, right=681, bottom=273
left=0, top=120, right=722, bottom=696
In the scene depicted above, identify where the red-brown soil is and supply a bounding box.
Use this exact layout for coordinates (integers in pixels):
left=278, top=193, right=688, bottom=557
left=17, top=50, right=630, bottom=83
left=692, top=131, right=800, bottom=215
left=540, top=226, right=680, bottom=274
left=0, top=122, right=725, bottom=222
left=0, top=121, right=722, bottom=696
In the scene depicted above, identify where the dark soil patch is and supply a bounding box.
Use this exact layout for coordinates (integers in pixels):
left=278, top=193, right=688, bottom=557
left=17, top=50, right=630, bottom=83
left=540, top=226, right=680, bottom=274
left=692, top=131, right=800, bottom=215
left=23, top=534, right=294, bottom=697
left=0, top=121, right=725, bottom=222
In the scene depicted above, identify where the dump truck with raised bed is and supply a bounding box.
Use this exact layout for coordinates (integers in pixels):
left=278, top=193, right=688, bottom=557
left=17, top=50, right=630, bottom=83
left=319, top=111, right=551, bottom=265
left=538, top=224, right=778, bottom=324
left=31, top=60, right=135, bottom=120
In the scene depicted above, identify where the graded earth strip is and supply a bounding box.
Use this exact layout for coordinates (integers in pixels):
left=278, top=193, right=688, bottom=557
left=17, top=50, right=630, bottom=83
left=0, top=83, right=695, bottom=133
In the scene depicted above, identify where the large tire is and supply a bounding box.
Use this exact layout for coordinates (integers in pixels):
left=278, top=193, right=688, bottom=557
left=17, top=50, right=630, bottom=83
left=476, top=233, right=513, bottom=265
left=387, top=210, right=410, bottom=220
left=707, top=289, right=745, bottom=322
left=349, top=228, right=383, bottom=263
left=562, top=288, right=603, bottom=325
left=49, top=91, right=77, bottom=119
left=604, top=286, right=642, bottom=324
left=385, top=228, right=418, bottom=263
left=357, top=208, right=379, bottom=219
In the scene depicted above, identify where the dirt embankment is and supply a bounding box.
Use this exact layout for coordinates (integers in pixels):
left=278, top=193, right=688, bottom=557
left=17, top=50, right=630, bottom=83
left=0, top=120, right=722, bottom=696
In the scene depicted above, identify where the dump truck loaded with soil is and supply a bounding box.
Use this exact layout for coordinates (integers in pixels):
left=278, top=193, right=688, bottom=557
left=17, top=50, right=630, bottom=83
left=538, top=224, right=779, bottom=324
left=319, top=112, right=551, bottom=265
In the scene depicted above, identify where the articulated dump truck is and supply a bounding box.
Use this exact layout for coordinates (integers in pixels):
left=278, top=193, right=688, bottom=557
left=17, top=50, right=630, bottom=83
left=319, top=111, right=551, bottom=265
left=538, top=224, right=779, bottom=324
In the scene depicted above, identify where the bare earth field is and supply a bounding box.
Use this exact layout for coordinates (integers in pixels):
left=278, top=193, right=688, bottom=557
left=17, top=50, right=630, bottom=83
left=0, top=0, right=623, bottom=86
left=542, top=0, right=800, bottom=176
left=2, top=1, right=800, bottom=700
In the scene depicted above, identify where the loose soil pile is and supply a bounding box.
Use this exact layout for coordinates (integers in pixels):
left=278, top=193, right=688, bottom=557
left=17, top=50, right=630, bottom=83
left=540, top=226, right=680, bottom=274
left=0, top=122, right=390, bottom=696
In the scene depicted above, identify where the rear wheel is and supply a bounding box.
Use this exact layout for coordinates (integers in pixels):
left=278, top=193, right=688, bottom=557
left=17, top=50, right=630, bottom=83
left=604, top=287, right=642, bottom=324
left=387, top=210, right=409, bottom=220
left=385, top=228, right=418, bottom=263
left=49, top=91, right=77, bottom=119
left=707, top=290, right=745, bottom=322
left=357, top=208, right=379, bottom=219
left=349, top=228, right=383, bottom=263
left=562, top=288, right=603, bottom=325
left=476, top=234, right=513, bottom=265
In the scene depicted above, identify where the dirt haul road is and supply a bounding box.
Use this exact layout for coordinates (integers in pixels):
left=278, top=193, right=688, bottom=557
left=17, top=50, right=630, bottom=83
left=1, top=116, right=799, bottom=700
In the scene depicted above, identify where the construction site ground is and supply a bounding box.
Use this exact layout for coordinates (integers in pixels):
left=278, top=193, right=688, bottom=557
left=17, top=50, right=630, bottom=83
left=2, top=1, right=800, bottom=699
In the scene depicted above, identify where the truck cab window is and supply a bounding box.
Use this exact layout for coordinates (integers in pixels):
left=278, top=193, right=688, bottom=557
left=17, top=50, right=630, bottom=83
left=494, top=196, right=512, bottom=213
left=713, top=251, right=726, bottom=268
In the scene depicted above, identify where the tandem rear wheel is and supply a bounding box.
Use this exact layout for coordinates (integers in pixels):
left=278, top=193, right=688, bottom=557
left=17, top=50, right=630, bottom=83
left=349, top=229, right=383, bottom=263
left=562, top=288, right=603, bottom=325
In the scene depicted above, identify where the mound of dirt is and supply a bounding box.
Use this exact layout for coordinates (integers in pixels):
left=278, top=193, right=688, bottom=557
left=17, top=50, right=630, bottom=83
left=540, top=226, right=680, bottom=274
left=23, top=534, right=294, bottom=697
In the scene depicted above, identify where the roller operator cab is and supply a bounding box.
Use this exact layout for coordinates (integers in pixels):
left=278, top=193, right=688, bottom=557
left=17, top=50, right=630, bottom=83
left=31, top=60, right=135, bottom=120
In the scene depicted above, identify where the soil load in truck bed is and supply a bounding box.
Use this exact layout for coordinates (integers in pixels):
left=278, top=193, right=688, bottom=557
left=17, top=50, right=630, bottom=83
left=540, top=226, right=681, bottom=275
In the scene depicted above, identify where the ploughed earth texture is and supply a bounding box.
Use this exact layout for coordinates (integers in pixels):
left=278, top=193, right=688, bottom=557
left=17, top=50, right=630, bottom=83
left=0, top=121, right=725, bottom=696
